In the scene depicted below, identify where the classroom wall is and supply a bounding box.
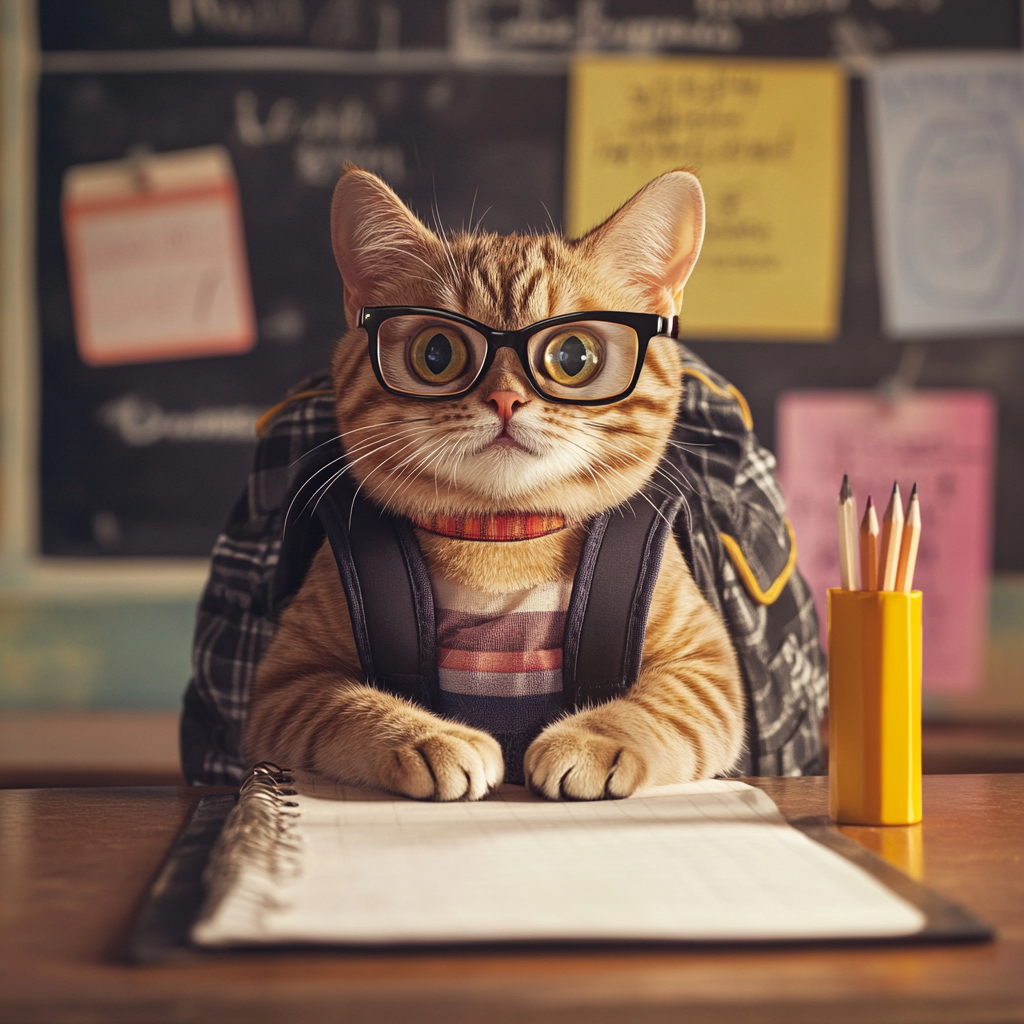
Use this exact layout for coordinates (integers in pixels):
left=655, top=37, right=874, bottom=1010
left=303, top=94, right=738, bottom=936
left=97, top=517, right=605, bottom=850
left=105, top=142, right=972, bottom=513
left=2, top=0, right=1023, bottom=768
left=2, top=583, right=1023, bottom=717
left=0, top=597, right=195, bottom=709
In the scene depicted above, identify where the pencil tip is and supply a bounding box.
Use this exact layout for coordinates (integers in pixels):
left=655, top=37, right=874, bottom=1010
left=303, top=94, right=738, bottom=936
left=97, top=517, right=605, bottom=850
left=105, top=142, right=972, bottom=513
left=891, top=480, right=900, bottom=497
left=840, top=474, right=852, bottom=501
left=865, top=495, right=873, bottom=509
left=910, top=482, right=918, bottom=499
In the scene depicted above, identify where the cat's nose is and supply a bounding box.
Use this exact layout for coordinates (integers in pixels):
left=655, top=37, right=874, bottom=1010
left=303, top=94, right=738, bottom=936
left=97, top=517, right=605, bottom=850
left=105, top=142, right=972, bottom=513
left=486, top=391, right=527, bottom=422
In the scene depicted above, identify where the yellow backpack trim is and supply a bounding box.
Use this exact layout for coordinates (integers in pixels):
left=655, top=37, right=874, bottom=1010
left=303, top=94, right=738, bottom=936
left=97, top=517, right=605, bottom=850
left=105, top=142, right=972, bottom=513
left=680, top=367, right=754, bottom=431
left=255, top=389, right=335, bottom=438
left=719, top=519, right=798, bottom=606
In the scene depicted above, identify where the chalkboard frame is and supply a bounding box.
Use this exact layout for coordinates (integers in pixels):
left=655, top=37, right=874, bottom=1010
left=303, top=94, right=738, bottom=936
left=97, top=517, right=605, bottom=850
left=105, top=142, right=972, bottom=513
left=3, top=0, right=1023, bottom=598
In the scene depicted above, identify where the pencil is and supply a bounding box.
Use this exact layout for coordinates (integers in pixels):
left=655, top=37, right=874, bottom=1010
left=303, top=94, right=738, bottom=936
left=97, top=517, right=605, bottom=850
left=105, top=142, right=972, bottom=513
left=895, top=482, right=921, bottom=592
left=859, top=495, right=879, bottom=591
left=879, top=481, right=904, bottom=591
left=837, top=474, right=861, bottom=591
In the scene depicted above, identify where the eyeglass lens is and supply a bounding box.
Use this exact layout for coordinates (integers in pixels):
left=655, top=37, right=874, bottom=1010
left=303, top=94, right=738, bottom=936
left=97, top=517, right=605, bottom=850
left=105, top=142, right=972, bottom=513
left=375, top=314, right=641, bottom=401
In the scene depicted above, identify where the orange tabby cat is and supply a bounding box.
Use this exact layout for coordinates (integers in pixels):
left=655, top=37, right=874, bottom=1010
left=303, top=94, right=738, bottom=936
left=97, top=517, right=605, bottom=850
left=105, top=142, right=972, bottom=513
left=245, top=167, right=745, bottom=800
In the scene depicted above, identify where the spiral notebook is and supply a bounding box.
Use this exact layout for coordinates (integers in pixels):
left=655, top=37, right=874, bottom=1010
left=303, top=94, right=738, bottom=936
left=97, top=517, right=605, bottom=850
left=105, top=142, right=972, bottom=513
left=129, top=765, right=992, bottom=957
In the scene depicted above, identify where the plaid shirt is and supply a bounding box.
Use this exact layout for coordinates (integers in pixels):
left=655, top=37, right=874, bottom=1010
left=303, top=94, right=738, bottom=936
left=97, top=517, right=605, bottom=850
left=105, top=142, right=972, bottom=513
left=180, top=348, right=827, bottom=785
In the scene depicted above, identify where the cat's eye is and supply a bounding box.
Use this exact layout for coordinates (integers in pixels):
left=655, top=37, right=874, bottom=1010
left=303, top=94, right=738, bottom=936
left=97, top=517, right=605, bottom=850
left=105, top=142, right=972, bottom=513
left=409, top=327, right=469, bottom=384
left=540, top=330, right=602, bottom=387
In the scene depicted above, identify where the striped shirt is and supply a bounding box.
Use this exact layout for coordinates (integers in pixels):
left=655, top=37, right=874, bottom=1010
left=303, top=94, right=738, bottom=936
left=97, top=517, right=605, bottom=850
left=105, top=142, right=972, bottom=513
left=433, top=575, right=571, bottom=784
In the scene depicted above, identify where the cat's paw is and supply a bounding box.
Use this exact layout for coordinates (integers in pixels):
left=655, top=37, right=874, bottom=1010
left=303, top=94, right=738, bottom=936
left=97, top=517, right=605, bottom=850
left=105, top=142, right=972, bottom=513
left=380, top=722, right=503, bottom=801
left=524, top=722, right=648, bottom=800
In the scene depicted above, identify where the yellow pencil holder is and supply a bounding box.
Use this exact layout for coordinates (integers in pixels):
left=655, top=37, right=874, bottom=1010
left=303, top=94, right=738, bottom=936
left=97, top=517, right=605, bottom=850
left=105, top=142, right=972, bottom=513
left=827, top=589, right=922, bottom=826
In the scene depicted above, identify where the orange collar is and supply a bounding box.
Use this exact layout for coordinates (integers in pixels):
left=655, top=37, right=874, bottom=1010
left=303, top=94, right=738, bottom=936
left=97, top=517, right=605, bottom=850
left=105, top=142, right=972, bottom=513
left=410, top=511, right=567, bottom=541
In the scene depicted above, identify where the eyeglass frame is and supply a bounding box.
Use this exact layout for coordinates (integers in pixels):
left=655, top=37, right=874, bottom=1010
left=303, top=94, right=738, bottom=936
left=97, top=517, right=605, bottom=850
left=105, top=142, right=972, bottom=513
left=358, top=306, right=680, bottom=406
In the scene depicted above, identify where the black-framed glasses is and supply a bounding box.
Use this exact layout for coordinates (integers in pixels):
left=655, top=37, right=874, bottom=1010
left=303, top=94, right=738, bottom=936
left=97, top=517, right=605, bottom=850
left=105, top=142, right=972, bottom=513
left=359, top=306, right=679, bottom=406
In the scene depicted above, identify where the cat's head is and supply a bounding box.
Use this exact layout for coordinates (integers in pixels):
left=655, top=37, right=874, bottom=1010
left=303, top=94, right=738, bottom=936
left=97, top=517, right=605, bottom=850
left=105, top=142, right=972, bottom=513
left=329, top=168, right=704, bottom=524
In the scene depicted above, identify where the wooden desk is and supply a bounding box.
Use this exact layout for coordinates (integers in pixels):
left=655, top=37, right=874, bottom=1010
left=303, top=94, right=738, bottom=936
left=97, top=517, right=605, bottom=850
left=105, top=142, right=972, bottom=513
left=1, top=776, right=1022, bottom=1024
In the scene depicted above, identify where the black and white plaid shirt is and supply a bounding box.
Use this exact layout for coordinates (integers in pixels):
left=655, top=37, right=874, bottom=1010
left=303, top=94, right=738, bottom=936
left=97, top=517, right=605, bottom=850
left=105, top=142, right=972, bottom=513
left=180, top=347, right=827, bottom=785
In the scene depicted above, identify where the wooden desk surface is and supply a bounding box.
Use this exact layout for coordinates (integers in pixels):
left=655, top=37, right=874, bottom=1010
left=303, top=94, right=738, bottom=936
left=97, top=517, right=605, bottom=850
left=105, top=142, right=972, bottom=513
left=1, top=775, right=1022, bottom=1024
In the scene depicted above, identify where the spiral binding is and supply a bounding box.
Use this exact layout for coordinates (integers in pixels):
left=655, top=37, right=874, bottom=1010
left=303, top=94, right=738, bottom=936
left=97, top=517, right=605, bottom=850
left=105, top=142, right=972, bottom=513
left=196, top=762, right=304, bottom=929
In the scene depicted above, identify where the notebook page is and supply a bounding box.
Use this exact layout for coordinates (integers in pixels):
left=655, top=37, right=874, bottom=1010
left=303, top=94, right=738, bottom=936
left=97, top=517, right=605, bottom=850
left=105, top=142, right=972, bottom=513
left=193, top=778, right=925, bottom=946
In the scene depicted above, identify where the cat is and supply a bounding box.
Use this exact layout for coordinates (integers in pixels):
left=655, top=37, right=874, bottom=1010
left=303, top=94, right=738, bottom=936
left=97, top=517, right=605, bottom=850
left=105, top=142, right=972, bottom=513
left=244, top=167, right=745, bottom=800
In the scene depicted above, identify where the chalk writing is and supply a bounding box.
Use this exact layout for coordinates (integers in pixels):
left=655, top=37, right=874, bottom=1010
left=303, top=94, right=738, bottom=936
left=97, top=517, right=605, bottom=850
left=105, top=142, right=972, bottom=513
left=99, top=395, right=261, bottom=445
left=234, top=89, right=405, bottom=186
left=449, top=0, right=741, bottom=57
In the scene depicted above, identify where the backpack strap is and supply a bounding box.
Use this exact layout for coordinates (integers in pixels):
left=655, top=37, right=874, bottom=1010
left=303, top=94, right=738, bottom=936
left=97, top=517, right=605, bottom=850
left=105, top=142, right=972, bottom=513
left=563, top=492, right=682, bottom=708
left=314, top=479, right=439, bottom=709
left=277, top=461, right=677, bottom=716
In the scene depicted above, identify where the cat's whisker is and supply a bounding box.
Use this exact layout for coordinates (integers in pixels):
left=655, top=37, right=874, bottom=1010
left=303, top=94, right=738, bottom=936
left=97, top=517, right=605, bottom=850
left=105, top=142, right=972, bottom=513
left=293, top=432, right=433, bottom=527
left=377, top=434, right=455, bottom=511
left=412, top=433, right=464, bottom=493
left=441, top=440, right=468, bottom=495
left=284, top=453, right=355, bottom=532
left=598, top=433, right=696, bottom=499
left=334, top=435, right=434, bottom=526
left=438, top=232, right=461, bottom=296
left=618, top=452, right=694, bottom=516
left=287, top=432, right=343, bottom=468
left=409, top=434, right=460, bottom=504
left=582, top=454, right=673, bottom=525
left=371, top=447, right=433, bottom=510
left=343, top=432, right=433, bottom=474
left=662, top=437, right=713, bottom=452
left=539, top=200, right=560, bottom=236
left=614, top=481, right=676, bottom=531
left=582, top=463, right=610, bottom=504
left=339, top=417, right=432, bottom=436
left=579, top=426, right=698, bottom=501
left=429, top=438, right=464, bottom=502
left=359, top=242, right=450, bottom=289
left=471, top=205, right=493, bottom=237
left=345, top=469, right=392, bottom=529
left=429, top=184, right=462, bottom=294
left=585, top=422, right=710, bottom=453
left=446, top=449, right=467, bottom=494
left=340, top=423, right=437, bottom=458
left=295, top=445, right=396, bottom=531
left=650, top=471, right=687, bottom=501
left=308, top=466, right=351, bottom=518
left=653, top=461, right=697, bottom=497
left=300, top=435, right=424, bottom=508
left=344, top=457, right=393, bottom=529
left=421, top=443, right=458, bottom=504
left=301, top=461, right=363, bottom=523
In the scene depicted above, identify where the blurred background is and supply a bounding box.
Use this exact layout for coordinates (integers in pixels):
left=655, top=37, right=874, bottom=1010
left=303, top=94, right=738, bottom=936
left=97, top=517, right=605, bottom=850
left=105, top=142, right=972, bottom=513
left=2, top=0, right=1022, bottom=785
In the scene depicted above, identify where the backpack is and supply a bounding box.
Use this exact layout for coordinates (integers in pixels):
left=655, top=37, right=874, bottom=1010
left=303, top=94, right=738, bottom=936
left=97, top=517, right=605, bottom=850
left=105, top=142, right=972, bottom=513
left=180, top=344, right=827, bottom=785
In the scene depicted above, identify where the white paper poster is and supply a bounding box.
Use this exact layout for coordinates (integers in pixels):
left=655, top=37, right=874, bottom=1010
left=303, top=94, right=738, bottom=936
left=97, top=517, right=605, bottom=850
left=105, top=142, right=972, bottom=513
left=776, top=390, right=996, bottom=694
left=62, top=145, right=256, bottom=366
left=867, top=54, right=1024, bottom=339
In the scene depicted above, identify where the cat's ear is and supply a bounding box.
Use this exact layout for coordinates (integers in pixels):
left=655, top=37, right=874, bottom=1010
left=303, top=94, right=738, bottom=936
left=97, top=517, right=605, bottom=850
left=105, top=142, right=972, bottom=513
left=331, top=168, right=441, bottom=327
left=580, top=170, right=705, bottom=314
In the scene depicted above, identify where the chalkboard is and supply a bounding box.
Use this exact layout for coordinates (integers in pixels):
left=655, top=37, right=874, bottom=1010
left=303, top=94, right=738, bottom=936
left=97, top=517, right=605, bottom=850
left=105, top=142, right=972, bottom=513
left=35, top=0, right=1024, bottom=566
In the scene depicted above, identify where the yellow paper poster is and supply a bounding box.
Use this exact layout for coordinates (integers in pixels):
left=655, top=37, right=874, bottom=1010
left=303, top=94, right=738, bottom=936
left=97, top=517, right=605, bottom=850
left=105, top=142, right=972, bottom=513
left=567, top=57, right=847, bottom=340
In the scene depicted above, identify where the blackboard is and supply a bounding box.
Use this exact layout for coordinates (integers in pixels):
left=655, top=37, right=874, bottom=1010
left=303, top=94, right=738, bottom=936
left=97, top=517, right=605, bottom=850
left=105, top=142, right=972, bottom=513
left=35, top=0, right=1024, bottom=566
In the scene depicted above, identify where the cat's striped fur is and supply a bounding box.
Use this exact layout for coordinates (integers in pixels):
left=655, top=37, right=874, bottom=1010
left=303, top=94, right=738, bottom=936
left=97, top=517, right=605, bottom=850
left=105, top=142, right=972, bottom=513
left=245, top=168, right=745, bottom=800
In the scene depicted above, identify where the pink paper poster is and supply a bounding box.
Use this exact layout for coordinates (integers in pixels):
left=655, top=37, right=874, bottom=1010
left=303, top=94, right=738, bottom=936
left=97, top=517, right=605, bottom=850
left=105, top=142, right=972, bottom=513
left=776, top=390, right=996, bottom=693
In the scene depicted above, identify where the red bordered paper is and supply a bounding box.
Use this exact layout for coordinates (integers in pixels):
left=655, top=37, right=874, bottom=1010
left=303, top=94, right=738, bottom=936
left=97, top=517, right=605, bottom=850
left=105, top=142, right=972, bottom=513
left=62, top=145, right=256, bottom=366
